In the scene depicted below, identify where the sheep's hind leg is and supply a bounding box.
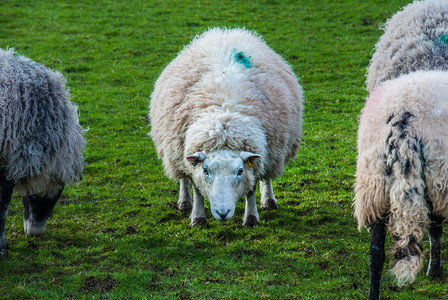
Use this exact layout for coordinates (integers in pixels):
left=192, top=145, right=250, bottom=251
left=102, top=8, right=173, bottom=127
left=178, top=178, right=192, bottom=213
left=427, top=212, right=444, bottom=277
left=243, top=189, right=259, bottom=227
left=260, top=179, right=278, bottom=209
left=0, top=171, right=15, bottom=259
left=22, top=184, right=64, bottom=236
left=190, top=184, right=207, bottom=227
left=369, top=216, right=387, bottom=300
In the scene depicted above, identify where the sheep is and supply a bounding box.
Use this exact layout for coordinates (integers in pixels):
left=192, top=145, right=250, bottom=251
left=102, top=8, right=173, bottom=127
left=366, top=0, right=448, bottom=93
left=150, top=28, right=303, bottom=227
left=354, top=70, right=448, bottom=299
left=357, top=1, right=448, bottom=297
left=0, top=48, right=85, bottom=259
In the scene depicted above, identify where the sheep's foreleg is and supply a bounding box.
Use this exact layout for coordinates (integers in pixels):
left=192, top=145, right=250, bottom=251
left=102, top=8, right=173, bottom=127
left=243, top=189, right=259, bottom=226
left=0, top=171, right=15, bottom=259
left=427, top=212, right=444, bottom=277
left=178, top=178, right=192, bottom=213
left=22, top=184, right=64, bottom=236
left=190, top=184, right=207, bottom=226
left=260, top=179, right=278, bottom=209
left=369, top=217, right=386, bottom=300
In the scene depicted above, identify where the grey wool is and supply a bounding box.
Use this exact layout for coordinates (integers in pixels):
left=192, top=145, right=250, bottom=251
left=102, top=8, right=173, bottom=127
left=366, top=0, right=448, bottom=92
left=0, top=48, right=85, bottom=194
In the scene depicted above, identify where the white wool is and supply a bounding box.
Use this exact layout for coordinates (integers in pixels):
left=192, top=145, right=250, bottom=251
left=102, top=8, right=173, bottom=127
left=391, top=254, right=423, bottom=287
left=150, top=27, right=303, bottom=183
left=355, top=70, right=448, bottom=285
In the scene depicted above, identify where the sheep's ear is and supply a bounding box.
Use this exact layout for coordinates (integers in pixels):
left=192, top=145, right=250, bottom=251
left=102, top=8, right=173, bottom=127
left=240, top=151, right=261, bottom=167
left=186, top=152, right=207, bottom=166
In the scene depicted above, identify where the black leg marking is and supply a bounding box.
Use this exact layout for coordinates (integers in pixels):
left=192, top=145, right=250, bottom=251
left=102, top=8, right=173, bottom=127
left=427, top=211, right=444, bottom=277
left=0, top=170, right=15, bottom=259
left=369, top=216, right=387, bottom=300
left=22, top=184, right=64, bottom=236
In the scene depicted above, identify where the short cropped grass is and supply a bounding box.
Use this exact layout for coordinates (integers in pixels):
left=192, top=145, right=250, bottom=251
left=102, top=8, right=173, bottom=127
left=2, top=0, right=447, bottom=299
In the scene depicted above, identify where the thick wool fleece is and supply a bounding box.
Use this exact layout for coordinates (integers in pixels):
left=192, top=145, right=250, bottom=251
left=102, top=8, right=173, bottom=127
left=355, top=70, right=448, bottom=285
left=367, top=0, right=448, bottom=92
left=0, top=48, right=85, bottom=195
left=150, top=28, right=303, bottom=182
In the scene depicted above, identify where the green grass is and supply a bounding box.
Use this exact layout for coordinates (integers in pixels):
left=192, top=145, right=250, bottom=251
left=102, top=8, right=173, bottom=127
left=2, top=0, right=447, bottom=299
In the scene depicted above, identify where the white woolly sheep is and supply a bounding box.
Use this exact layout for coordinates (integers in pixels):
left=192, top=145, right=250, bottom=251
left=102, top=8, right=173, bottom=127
left=357, top=1, right=448, bottom=298
left=0, top=49, right=85, bottom=259
left=366, top=0, right=448, bottom=93
left=355, top=70, right=448, bottom=299
left=150, top=28, right=303, bottom=227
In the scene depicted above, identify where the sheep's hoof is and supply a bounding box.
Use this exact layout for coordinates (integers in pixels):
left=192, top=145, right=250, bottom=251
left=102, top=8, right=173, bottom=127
left=427, top=265, right=443, bottom=278
left=24, top=221, right=46, bottom=236
left=190, top=217, right=208, bottom=227
left=243, top=215, right=259, bottom=227
left=0, top=243, right=9, bottom=260
left=261, top=197, right=278, bottom=210
left=178, top=201, right=192, bottom=213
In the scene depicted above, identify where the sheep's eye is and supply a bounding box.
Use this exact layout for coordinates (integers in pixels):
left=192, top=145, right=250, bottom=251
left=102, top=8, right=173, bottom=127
left=237, top=169, right=243, bottom=176
left=203, top=168, right=209, bottom=175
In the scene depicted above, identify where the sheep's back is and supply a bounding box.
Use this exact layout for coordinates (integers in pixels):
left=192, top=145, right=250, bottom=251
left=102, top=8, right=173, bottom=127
left=150, top=28, right=303, bottom=180
left=357, top=71, right=448, bottom=224
left=367, top=0, right=448, bottom=92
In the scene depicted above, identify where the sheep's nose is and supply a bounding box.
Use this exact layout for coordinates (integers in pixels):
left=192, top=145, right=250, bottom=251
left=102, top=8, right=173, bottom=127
left=216, top=209, right=231, bottom=221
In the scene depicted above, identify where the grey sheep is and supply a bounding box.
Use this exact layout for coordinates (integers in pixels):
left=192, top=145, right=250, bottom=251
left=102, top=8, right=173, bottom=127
left=366, top=0, right=448, bottom=92
left=0, top=49, right=85, bottom=259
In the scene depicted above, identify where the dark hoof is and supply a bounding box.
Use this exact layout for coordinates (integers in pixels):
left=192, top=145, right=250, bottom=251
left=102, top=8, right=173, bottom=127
left=261, top=198, right=278, bottom=210
left=178, top=201, right=192, bottom=213
left=190, top=217, right=208, bottom=227
left=0, top=243, right=9, bottom=260
left=427, top=265, right=443, bottom=278
left=243, top=215, right=259, bottom=227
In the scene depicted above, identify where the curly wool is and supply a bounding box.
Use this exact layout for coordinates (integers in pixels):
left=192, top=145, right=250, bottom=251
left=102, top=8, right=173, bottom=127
left=366, top=0, right=448, bottom=92
left=0, top=48, right=85, bottom=195
left=355, top=70, right=448, bottom=285
left=150, top=27, right=303, bottom=182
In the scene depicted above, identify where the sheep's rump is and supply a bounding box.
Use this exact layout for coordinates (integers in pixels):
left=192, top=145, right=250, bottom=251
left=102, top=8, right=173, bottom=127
left=150, top=28, right=303, bottom=180
left=355, top=70, right=448, bottom=228
left=366, top=0, right=448, bottom=92
left=0, top=49, right=85, bottom=194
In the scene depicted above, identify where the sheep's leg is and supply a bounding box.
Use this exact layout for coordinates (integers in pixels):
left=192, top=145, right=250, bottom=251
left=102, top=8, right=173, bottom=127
left=427, top=212, right=444, bottom=277
left=22, top=185, right=64, bottom=236
left=178, top=178, right=192, bottom=212
left=369, top=217, right=387, bottom=300
left=190, top=184, right=207, bottom=227
left=0, top=171, right=15, bottom=259
left=260, top=179, right=278, bottom=209
left=243, top=189, right=259, bottom=226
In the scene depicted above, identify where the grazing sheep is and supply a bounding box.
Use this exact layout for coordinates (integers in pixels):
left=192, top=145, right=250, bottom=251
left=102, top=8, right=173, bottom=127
left=150, top=28, right=303, bottom=226
left=0, top=49, right=85, bottom=259
left=354, top=70, right=448, bottom=299
left=366, top=0, right=448, bottom=93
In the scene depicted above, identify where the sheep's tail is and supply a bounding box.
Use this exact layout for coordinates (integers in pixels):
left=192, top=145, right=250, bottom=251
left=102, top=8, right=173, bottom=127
left=385, top=112, right=429, bottom=286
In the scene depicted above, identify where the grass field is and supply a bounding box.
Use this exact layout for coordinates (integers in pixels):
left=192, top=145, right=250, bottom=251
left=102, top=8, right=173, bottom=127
left=2, top=0, right=447, bottom=299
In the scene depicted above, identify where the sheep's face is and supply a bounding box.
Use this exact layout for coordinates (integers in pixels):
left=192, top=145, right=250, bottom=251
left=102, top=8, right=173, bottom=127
left=186, top=150, right=260, bottom=222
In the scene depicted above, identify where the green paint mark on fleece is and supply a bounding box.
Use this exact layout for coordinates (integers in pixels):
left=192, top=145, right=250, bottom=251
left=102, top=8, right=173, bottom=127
left=233, top=49, right=251, bottom=68
left=437, top=34, right=448, bottom=46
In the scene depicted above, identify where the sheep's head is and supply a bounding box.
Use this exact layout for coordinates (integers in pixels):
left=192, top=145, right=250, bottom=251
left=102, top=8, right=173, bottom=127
left=186, top=149, right=260, bottom=221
